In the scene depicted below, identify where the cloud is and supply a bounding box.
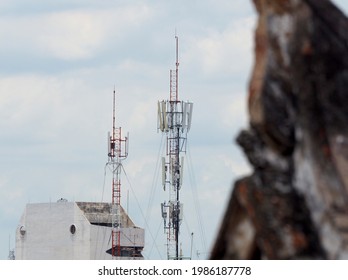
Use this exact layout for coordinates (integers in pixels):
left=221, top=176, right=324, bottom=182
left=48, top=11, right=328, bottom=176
left=0, top=75, right=55, bottom=141
left=183, top=16, right=256, bottom=79
left=0, top=3, right=154, bottom=65
left=37, top=11, right=107, bottom=60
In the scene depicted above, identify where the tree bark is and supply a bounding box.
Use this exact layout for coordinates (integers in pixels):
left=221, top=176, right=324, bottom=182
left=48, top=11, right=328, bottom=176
left=211, top=0, right=348, bottom=259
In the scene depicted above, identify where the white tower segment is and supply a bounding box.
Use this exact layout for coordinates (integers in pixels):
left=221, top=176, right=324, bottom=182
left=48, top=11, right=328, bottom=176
left=157, top=36, right=193, bottom=260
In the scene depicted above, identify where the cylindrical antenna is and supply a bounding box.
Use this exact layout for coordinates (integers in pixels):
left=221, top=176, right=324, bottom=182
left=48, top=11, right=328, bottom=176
left=112, top=87, right=116, bottom=144
left=175, top=36, right=179, bottom=101
left=175, top=35, right=179, bottom=68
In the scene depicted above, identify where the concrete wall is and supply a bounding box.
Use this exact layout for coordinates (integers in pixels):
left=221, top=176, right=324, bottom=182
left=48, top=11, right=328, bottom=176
left=16, top=202, right=96, bottom=259
left=90, top=224, right=112, bottom=260
left=15, top=201, right=145, bottom=260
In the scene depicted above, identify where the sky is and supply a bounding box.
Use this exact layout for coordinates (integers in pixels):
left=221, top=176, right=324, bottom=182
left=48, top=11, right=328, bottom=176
left=0, top=0, right=347, bottom=260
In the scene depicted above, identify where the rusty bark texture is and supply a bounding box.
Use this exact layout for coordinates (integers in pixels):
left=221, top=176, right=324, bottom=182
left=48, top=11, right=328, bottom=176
left=211, top=0, right=348, bottom=259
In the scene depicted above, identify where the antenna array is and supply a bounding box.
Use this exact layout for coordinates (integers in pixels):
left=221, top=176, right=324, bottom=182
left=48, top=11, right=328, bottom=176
left=157, top=36, right=193, bottom=260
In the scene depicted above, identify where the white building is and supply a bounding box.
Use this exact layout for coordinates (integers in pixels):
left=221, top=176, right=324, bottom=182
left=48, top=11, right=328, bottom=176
left=15, top=200, right=144, bottom=260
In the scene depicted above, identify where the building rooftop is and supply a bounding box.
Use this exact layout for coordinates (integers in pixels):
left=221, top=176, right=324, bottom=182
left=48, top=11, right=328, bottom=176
left=76, top=202, right=136, bottom=227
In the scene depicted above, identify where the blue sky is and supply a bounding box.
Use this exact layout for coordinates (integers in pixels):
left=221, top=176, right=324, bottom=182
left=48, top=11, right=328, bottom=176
left=0, top=0, right=347, bottom=260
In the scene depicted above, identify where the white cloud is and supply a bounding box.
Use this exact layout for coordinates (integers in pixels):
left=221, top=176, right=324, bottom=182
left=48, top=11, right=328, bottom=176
left=183, top=16, right=256, bottom=78
left=0, top=75, right=54, bottom=135
left=37, top=11, right=107, bottom=60
left=0, top=3, right=154, bottom=61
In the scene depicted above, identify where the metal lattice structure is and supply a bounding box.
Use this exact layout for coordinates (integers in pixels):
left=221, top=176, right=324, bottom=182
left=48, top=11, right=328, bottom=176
left=158, top=36, right=193, bottom=260
left=107, top=89, right=128, bottom=258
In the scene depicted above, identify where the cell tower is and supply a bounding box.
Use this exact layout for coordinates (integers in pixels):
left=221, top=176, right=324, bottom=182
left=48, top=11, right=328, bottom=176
left=107, top=88, right=129, bottom=258
left=157, top=36, right=193, bottom=260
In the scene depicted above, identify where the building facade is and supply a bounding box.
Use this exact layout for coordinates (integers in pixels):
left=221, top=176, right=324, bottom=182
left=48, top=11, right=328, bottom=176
left=15, top=200, right=144, bottom=260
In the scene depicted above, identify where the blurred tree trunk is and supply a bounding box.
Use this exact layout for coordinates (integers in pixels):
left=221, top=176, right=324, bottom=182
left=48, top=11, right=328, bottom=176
left=211, top=0, right=348, bottom=259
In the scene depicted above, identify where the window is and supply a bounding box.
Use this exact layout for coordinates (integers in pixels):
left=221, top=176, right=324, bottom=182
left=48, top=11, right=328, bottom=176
left=70, top=224, right=76, bottom=234
left=20, top=226, right=26, bottom=236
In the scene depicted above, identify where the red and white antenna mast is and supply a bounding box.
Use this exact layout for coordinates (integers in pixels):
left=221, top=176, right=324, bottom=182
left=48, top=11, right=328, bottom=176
left=108, top=88, right=129, bottom=258
left=158, top=36, right=193, bottom=260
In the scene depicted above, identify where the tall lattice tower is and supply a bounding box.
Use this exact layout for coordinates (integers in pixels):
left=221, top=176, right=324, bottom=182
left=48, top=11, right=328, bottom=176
left=157, top=36, right=193, bottom=260
left=107, top=88, right=129, bottom=258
